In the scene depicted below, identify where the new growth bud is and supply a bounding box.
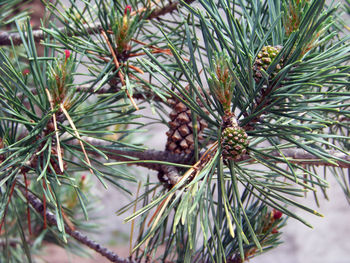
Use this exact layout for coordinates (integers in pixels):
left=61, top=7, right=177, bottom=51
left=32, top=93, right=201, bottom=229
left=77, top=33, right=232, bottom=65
left=64, top=49, right=71, bottom=61
left=124, top=5, right=132, bottom=15
left=22, top=69, right=30, bottom=76
left=273, top=209, right=283, bottom=220
left=208, top=54, right=234, bottom=112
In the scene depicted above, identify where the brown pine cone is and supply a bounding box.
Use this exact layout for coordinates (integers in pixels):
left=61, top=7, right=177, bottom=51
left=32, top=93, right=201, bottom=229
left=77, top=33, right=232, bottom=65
left=165, top=94, right=208, bottom=154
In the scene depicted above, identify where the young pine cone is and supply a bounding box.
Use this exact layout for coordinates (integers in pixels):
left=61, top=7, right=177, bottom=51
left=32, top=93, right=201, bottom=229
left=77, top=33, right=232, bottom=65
left=166, top=95, right=208, bottom=154
left=254, top=45, right=283, bottom=83
left=221, top=126, right=249, bottom=161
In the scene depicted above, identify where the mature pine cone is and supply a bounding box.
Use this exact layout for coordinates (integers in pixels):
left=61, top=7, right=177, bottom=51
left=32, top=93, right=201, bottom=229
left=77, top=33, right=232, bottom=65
left=166, top=95, right=208, bottom=154
left=221, top=126, right=249, bottom=161
left=254, top=45, right=283, bottom=83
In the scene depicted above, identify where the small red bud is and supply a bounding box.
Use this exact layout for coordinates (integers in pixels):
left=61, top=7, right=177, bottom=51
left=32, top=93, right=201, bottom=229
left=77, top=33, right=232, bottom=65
left=81, top=175, right=86, bottom=182
left=124, top=5, right=132, bottom=15
left=273, top=209, right=283, bottom=220
left=64, top=49, right=71, bottom=60
left=272, top=228, right=279, bottom=234
left=22, top=69, right=30, bottom=76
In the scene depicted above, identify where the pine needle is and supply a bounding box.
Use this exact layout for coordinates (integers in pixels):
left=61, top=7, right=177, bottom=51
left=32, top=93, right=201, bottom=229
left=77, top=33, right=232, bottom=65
left=126, top=64, right=144, bottom=74
left=60, top=104, right=94, bottom=175
left=144, top=191, right=174, bottom=249
left=45, top=88, right=64, bottom=173
left=130, top=181, right=142, bottom=257
left=0, top=180, right=17, bottom=232
left=23, top=173, right=32, bottom=235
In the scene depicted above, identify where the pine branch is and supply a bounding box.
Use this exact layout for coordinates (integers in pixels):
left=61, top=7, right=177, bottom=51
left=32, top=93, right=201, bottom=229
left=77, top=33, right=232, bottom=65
left=147, top=0, right=196, bottom=19
left=274, top=149, right=350, bottom=168
left=76, top=137, right=192, bottom=166
left=21, top=186, right=135, bottom=263
left=74, top=137, right=350, bottom=169
left=241, top=149, right=350, bottom=168
left=71, top=137, right=191, bottom=184
left=24, top=84, right=165, bottom=102
left=0, top=28, right=46, bottom=46
left=0, top=0, right=195, bottom=46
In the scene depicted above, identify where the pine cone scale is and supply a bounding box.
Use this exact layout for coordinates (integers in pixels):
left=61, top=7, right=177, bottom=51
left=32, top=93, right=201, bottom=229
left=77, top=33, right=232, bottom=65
left=165, top=93, right=208, bottom=154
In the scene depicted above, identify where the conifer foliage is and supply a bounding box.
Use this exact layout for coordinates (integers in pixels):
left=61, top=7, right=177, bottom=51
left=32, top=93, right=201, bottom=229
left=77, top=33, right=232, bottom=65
left=0, top=0, right=349, bottom=262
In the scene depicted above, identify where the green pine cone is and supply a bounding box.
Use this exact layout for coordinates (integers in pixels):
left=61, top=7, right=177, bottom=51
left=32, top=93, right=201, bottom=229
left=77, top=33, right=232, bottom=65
left=221, top=126, right=249, bottom=161
left=254, top=45, right=282, bottom=82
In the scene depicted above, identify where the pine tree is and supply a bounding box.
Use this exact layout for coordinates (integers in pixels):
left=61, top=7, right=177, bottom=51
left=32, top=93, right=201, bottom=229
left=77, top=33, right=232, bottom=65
left=0, top=0, right=349, bottom=262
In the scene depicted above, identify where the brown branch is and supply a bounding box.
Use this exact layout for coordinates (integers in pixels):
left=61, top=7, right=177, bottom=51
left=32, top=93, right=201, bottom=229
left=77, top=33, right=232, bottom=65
left=23, top=83, right=165, bottom=103
left=278, top=149, right=350, bottom=168
left=73, top=137, right=350, bottom=168
left=240, top=148, right=350, bottom=168
left=147, top=0, right=196, bottom=19
left=75, top=84, right=166, bottom=102
left=0, top=24, right=102, bottom=46
left=0, top=0, right=196, bottom=47
left=21, top=186, right=135, bottom=263
left=67, top=137, right=192, bottom=184
left=65, top=137, right=350, bottom=190
left=0, top=29, right=44, bottom=46
left=74, top=137, right=192, bottom=165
